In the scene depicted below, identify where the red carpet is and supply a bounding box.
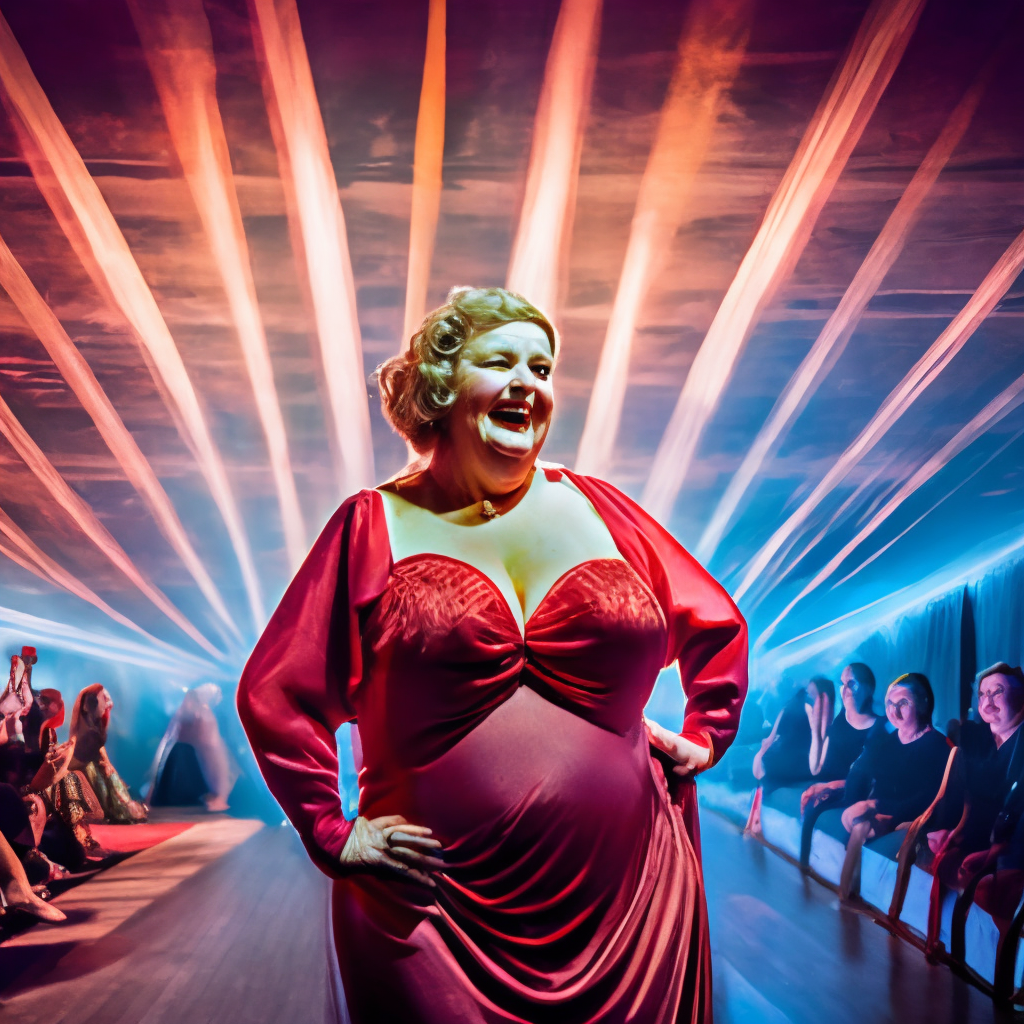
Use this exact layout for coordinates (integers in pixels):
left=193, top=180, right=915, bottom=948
left=89, top=822, right=193, bottom=854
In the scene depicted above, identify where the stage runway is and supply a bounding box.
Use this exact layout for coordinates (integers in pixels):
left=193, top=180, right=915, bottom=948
left=0, top=810, right=1013, bottom=1024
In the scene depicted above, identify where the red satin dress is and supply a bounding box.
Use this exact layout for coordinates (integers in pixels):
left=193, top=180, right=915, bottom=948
left=238, top=467, right=747, bottom=1024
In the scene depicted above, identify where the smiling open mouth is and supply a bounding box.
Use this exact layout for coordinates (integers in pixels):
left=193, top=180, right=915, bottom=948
left=488, top=403, right=532, bottom=431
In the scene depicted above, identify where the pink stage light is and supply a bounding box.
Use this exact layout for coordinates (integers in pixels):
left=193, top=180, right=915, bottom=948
left=248, top=0, right=375, bottom=496
left=755, top=372, right=1024, bottom=651
left=402, top=0, right=446, bottom=347
left=0, top=11, right=266, bottom=631
left=0, top=506, right=212, bottom=668
left=129, top=0, right=307, bottom=572
left=696, top=53, right=1000, bottom=562
left=641, top=0, right=927, bottom=522
left=0, top=229, right=241, bottom=643
left=574, top=0, right=750, bottom=478
left=507, top=0, right=603, bottom=320
left=0, top=392, right=223, bottom=658
left=734, top=225, right=1024, bottom=604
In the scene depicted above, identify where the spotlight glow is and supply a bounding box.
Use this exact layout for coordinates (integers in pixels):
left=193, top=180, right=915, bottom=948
left=0, top=506, right=211, bottom=665
left=574, top=0, right=751, bottom=477
left=0, top=391, right=223, bottom=658
left=130, top=0, right=307, bottom=571
left=402, top=0, right=446, bottom=347
left=0, top=228, right=241, bottom=642
left=734, top=225, right=1024, bottom=603
left=642, top=0, right=928, bottom=522
left=696, top=54, right=999, bottom=562
left=755, top=372, right=1024, bottom=651
left=507, top=0, right=603, bottom=319
left=0, top=10, right=266, bottom=631
left=248, top=0, right=375, bottom=495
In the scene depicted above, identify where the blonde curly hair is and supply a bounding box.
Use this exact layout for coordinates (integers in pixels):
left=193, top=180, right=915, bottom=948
left=376, top=286, right=557, bottom=453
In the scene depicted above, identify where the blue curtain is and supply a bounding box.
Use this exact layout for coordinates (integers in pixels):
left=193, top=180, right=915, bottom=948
left=756, top=587, right=964, bottom=730
left=970, top=555, right=1024, bottom=674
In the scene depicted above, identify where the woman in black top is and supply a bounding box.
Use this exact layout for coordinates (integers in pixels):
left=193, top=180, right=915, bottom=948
left=754, top=678, right=833, bottom=792
left=840, top=672, right=949, bottom=839
left=801, top=663, right=884, bottom=814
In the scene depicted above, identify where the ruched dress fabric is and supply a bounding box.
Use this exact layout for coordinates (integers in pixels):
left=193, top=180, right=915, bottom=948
left=238, top=468, right=747, bottom=1024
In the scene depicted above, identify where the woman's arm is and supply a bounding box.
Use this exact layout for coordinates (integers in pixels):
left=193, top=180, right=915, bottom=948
left=237, top=493, right=382, bottom=877
left=561, top=471, right=749, bottom=765
left=752, top=712, right=783, bottom=781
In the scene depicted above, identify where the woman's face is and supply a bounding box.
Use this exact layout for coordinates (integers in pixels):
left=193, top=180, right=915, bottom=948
left=885, top=685, right=921, bottom=731
left=978, top=673, right=1024, bottom=731
left=96, top=688, right=113, bottom=718
left=840, top=667, right=869, bottom=715
left=448, top=322, right=554, bottom=463
left=36, top=693, right=60, bottom=721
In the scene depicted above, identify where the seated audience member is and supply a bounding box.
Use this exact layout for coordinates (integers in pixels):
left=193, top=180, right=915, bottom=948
left=0, top=829, right=65, bottom=924
left=149, top=684, right=237, bottom=812
left=926, top=665, right=1024, bottom=924
left=0, top=649, right=36, bottom=786
left=801, top=663, right=884, bottom=813
left=27, top=689, right=106, bottom=864
left=840, top=672, right=950, bottom=839
left=754, top=678, right=834, bottom=791
left=69, top=685, right=147, bottom=824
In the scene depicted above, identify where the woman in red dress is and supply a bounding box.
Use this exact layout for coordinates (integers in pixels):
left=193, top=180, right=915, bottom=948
left=238, top=287, right=747, bottom=1024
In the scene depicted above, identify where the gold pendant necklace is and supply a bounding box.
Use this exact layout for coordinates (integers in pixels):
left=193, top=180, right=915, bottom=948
left=480, top=499, right=500, bottom=520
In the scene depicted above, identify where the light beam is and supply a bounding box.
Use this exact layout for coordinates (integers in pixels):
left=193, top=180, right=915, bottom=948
left=0, top=10, right=266, bottom=630
left=0, top=602, right=221, bottom=675
left=129, top=0, right=307, bottom=570
left=755, top=371, right=1024, bottom=651
left=696, top=55, right=998, bottom=561
left=0, top=390, right=222, bottom=658
left=832, top=426, right=1024, bottom=590
left=641, top=0, right=927, bottom=521
left=506, top=0, right=604, bottom=319
left=734, top=225, right=1024, bottom=603
left=574, top=0, right=750, bottom=476
left=0, top=229, right=241, bottom=641
left=0, top=505, right=214, bottom=668
left=248, top=0, right=375, bottom=494
left=402, top=0, right=446, bottom=346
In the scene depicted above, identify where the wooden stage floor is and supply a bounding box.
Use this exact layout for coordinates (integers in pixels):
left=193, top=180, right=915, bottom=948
left=0, top=810, right=1016, bottom=1023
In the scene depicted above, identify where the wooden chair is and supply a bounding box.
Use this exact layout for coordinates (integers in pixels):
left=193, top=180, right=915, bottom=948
left=993, top=888, right=1024, bottom=1002
left=888, top=746, right=964, bottom=927
left=949, top=858, right=1024, bottom=1003
left=744, top=785, right=763, bottom=837
left=839, top=817, right=871, bottom=900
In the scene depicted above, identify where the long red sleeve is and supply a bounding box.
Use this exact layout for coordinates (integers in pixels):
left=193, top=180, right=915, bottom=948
left=560, top=470, right=748, bottom=765
left=236, top=490, right=389, bottom=877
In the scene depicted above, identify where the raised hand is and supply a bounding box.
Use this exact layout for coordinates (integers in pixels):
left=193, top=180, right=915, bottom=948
left=339, top=814, right=445, bottom=888
left=27, top=738, right=76, bottom=793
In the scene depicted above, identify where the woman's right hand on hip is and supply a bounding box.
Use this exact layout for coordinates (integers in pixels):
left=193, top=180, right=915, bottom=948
left=339, top=815, right=444, bottom=887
